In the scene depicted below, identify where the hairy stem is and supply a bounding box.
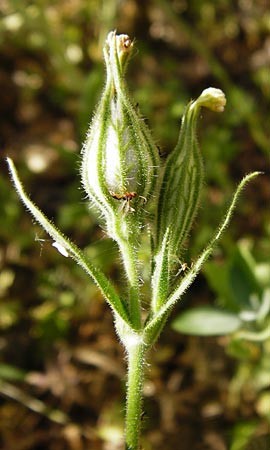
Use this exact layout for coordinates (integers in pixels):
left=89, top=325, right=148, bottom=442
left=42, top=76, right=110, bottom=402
left=118, top=236, right=141, bottom=330
left=125, top=339, right=146, bottom=450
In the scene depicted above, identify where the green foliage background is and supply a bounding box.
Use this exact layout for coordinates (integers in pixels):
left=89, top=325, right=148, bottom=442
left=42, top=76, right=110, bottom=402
left=0, top=1, right=269, bottom=449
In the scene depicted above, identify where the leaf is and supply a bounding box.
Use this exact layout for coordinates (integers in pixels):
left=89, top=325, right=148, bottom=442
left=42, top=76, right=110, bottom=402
left=171, top=306, right=241, bottom=336
left=204, top=241, right=262, bottom=312
left=0, top=363, right=26, bottom=382
left=0, top=380, right=68, bottom=424
left=229, top=420, right=258, bottom=450
left=144, top=172, right=261, bottom=345
left=228, top=243, right=262, bottom=308
left=7, top=158, right=131, bottom=328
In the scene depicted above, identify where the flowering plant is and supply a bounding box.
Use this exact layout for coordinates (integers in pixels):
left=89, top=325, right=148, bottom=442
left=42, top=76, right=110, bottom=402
left=7, top=31, right=259, bottom=450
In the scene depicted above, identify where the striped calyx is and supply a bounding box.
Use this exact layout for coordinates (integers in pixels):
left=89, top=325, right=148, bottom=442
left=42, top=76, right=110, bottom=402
left=154, top=88, right=226, bottom=264
left=81, top=31, right=159, bottom=241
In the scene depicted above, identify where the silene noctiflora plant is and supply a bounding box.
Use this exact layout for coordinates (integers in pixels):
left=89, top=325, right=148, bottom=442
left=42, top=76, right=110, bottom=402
left=7, top=31, right=260, bottom=450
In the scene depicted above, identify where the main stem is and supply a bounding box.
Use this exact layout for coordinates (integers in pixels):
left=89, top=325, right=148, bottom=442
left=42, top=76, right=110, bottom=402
left=125, top=339, right=146, bottom=450
left=118, top=236, right=141, bottom=330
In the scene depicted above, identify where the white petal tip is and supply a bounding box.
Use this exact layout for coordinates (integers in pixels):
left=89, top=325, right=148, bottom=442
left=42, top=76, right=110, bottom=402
left=52, top=241, right=69, bottom=258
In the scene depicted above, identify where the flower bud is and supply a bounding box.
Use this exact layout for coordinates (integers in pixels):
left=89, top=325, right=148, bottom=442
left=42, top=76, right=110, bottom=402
left=154, top=88, right=226, bottom=264
left=81, top=31, right=159, bottom=242
left=194, top=87, right=226, bottom=112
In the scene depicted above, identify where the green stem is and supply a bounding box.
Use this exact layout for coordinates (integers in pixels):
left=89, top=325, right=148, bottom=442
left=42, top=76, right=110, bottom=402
left=236, top=324, right=270, bottom=342
left=125, top=339, right=146, bottom=450
left=118, top=237, right=141, bottom=330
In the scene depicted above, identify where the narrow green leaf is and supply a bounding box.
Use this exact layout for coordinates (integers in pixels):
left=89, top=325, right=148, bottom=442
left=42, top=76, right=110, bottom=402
left=172, top=306, right=241, bottom=336
left=144, top=172, right=261, bottom=345
left=0, top=380, right=68, bottom=425
left=0, top=363, right=26, bottom=382
left=204, top=241, right=262, bottom=312
left=7, top=158, right=131, bottom=327
left=230, top=421, right=258, bottom=450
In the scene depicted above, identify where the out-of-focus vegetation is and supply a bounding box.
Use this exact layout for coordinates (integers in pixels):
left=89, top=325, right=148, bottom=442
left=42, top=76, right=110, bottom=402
left=0, top=1, right=269, bottom=449
left=172, top=240, right=270, bottom=448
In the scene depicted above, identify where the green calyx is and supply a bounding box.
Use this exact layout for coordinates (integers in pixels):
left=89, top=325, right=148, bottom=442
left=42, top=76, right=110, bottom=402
left=154, top=88, right=227, bottom=268
left=81, top=31, right=159, bottom=243
left=154, top=101, right=203, bottom=265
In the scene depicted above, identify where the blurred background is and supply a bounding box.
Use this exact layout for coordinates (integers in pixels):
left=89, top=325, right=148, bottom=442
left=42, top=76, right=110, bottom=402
left=0, top=1, right=269, bottom=449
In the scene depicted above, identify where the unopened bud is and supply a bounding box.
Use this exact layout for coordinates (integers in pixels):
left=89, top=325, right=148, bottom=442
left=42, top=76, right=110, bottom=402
left=193, top=87, right=226, bottom=112
left=81, top=31, right=159, bottom=241
left=155, top=88, right=226, bottom=263
left=104, top=31, right=133, bottom=74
